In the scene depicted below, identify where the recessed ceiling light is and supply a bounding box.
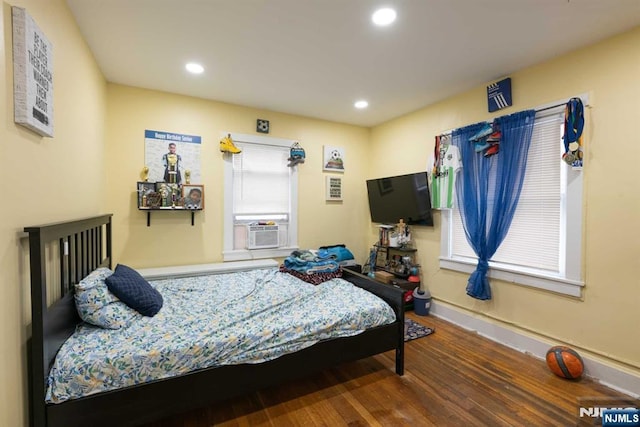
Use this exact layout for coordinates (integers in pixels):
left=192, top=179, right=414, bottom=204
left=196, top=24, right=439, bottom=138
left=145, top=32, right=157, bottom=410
left=372, top=8, right=396, bottom=26
left=185, top=62, right=204, bottom=74
left=354, top=100, right=369, bottom=109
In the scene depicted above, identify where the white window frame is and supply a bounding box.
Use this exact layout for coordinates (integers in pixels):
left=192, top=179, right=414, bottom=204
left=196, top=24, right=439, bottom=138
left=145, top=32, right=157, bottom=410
left=223, top=132, right=299, bottom=261
left=439, top=94, right=588, bottom=297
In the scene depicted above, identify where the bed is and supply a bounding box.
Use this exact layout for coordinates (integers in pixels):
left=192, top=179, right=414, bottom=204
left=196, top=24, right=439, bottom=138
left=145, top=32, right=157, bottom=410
left=25, top=214, right=405, bottom=427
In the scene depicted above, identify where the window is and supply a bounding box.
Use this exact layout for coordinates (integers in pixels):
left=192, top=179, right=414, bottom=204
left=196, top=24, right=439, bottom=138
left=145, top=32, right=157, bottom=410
left=440, top=96, right=587, bottom=297
left=223, top=133, right=298, bottom=261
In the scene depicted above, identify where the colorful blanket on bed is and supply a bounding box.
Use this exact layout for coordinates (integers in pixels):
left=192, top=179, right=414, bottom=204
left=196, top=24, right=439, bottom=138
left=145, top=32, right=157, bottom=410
left=46, top=268, right=396, bottom=403
left=283, top=250, right=340, bottom=274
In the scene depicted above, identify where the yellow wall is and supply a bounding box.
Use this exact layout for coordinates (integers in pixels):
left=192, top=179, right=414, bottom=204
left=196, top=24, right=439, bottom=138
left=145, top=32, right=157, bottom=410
left=370, top=27, right=640, bottom=375
left=0, top=0, right=107, bottom=425
left=106, top=84, right=371, bottom=268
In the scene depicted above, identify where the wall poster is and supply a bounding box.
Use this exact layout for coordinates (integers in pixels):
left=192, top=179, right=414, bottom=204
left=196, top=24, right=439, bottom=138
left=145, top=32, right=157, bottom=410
left=144, top=130, right=202, bottom=185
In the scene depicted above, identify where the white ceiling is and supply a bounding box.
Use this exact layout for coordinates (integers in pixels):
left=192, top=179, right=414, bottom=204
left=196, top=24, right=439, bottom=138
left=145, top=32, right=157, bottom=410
left=65, top=0, right=640, bottom=127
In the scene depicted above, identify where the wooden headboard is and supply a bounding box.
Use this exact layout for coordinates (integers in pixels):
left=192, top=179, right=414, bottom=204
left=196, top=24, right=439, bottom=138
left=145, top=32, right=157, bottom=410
left=24, top=214, right=112, bottom=427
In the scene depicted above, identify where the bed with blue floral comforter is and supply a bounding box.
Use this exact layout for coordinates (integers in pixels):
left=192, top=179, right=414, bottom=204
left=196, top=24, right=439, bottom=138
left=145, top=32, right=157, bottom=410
left=46, top=268, right=396, bottom=403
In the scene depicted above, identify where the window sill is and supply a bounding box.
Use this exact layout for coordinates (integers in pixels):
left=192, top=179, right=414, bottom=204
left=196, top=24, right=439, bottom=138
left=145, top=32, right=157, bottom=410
left=439, top=257, right=584, bottom=297
left=223, top=246, right=298, bottom=262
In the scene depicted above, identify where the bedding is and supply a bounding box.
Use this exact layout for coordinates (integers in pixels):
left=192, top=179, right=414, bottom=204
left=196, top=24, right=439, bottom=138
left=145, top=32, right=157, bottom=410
left=283, top=250, right=340, bottom=274
left=46, top=267, right=396, bottom=403
left=74, top=267, right=141, bottom=329
left=279, top=264, right=343, bottom=284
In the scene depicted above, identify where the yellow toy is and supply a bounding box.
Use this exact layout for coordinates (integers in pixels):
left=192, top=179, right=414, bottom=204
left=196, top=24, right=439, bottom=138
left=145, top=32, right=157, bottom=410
left=220, top=133, right=242, bottom=154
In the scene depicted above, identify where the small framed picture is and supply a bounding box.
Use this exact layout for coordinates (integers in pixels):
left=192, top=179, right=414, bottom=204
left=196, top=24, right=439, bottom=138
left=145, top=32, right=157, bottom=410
left=137, top=182, right=156, bottom=208
left=375, top=246, right=388, bottom=268
left=323, top=145, right=345, bottom=172
left=182, top=184, right=204, bottom=210
left=325, top=176, right=343, bottom=201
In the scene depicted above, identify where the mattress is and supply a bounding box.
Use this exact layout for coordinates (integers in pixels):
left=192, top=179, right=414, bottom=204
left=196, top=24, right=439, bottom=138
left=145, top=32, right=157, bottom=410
left=46, top=268, right=396, bottom=403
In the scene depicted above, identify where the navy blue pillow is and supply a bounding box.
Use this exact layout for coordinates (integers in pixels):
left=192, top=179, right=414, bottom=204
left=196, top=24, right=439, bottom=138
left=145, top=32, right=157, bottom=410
left=106, top=264, right=163, bottom=316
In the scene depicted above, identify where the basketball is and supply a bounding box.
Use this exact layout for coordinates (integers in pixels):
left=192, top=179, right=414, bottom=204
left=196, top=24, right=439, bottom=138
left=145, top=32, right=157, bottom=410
left=546, top=346, right=584, bottom=379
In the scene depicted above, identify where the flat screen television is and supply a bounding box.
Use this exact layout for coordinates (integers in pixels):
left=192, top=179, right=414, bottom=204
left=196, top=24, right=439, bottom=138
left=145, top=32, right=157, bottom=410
left=366, top=171, right=434, bottom=226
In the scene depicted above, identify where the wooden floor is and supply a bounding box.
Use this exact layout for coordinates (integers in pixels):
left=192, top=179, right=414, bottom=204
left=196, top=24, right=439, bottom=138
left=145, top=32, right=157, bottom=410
left=143, top=312, right=630, bottom=427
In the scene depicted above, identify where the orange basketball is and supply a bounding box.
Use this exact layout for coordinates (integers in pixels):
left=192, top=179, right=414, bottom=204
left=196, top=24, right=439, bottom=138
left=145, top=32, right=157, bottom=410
left=546, top=346, right=584, bottom=379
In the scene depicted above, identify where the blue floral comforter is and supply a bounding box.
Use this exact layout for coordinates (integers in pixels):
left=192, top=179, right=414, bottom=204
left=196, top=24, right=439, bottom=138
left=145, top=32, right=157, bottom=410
left=46, top=268, right=396, bottom=403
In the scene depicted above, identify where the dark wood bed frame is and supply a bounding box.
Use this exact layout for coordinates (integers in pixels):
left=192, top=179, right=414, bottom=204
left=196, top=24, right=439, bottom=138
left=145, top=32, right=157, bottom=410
left=25, top=214, right=405, bottom=427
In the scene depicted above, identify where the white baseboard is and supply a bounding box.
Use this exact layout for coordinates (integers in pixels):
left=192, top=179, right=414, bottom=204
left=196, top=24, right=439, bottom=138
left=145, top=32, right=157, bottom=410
left=430, top=302, right=640, bottom=398
left=136, top=259, right=279, bottom=280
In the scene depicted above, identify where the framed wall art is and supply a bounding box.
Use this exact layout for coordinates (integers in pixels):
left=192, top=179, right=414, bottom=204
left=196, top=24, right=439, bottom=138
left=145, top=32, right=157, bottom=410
left=325, top=176, right=343, bottom=201
left=182, top=184, right=204, bottom=210
left=12, top=7, right=54, bottom=137
left=487, top=77, right=512, bottom=113
left=323, top=145, right=345, bottom=172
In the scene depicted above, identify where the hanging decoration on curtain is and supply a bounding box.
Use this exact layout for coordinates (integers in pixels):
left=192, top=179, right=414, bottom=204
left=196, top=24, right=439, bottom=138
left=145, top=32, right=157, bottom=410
left=452, top=110, right=536, bottom=300
left=429, top=134, right=462, bottom=210
left=561, top=97, right=584, bottom=169
left=469, top=120, right=502, bottom=157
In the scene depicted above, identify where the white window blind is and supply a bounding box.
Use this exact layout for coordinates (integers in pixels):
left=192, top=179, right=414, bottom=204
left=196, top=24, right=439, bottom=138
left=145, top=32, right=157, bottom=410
left=233, top=142, right=290, bottom=215
left=451, top=112, right=563, bottom=273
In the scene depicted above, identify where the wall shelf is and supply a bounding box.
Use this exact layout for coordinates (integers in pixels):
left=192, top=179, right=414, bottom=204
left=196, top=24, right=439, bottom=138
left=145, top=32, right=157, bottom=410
left=138, top=208, right=202, bottom=226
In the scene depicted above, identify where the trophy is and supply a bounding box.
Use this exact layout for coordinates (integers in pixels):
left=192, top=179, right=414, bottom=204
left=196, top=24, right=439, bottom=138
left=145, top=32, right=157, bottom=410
left=168, top=184, right=179, bottom=208
left=141, top=166, right=149, bottom=182
left=158, top=183, right=169, bottom=207
left=185, top=169, right=191, bottom=184
left=166, top=154, right=178, bottom=184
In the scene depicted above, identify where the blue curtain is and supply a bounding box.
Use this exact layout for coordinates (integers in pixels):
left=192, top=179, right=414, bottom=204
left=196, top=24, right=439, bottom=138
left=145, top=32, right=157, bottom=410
left=452, top=110, right=536, bottom=300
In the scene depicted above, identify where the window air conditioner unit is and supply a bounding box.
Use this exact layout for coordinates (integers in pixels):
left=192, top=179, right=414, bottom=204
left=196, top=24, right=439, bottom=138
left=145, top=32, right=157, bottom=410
left=247, top=225, right=280, bottom=249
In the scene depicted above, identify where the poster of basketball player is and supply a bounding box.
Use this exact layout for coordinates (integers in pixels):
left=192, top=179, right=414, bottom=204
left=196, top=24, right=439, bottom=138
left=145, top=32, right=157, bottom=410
left=144, top=129, right=202, bottom=186
left=323, top=145, right=345, bottom=172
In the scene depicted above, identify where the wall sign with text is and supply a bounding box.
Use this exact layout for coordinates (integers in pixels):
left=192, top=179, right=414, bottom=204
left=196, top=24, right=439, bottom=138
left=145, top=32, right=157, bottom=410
left=12, top=7, right=54, bottom=137
left=326, top=176, right=343, bottom=201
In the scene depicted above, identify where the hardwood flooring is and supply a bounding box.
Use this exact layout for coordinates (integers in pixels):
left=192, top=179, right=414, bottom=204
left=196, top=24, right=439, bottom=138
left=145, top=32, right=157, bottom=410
left=143, top=312, right=631, bottom=426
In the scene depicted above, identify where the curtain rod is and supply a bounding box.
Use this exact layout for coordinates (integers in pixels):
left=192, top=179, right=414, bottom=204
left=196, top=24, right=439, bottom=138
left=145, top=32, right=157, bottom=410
left=535, top=102, right=567, bottom=113
left=439, top=105, right=560, bottom=138
left=440, top=95, right=588, bottom=138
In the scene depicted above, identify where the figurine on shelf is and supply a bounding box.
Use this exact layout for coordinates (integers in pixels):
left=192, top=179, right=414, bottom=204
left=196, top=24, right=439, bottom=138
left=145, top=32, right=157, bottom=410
left=141, top=166, right=149, bottom=182
left=397, top=219, right=406, bottom=236
left=397, top=218, right=411, bottom=247
left=184, top=169, right=191, bottom=185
